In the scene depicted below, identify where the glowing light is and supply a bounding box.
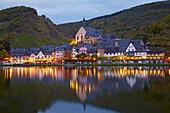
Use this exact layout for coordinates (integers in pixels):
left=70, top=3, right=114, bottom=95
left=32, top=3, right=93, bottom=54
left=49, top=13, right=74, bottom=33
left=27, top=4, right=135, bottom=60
left=85, top=85, right=87, bottom=92
left=76, top=81, right=78, bottom=91
left=154, top=69, right=156, bottom=75
left=98, top=71, right=101, bottom=80
left=89, top=85, right=91, bottom=93
left=70, top=39, right=77, bottom=45
left=93, top=68, right=96, bottom=76
left=10, top=68, right=12, bottom=79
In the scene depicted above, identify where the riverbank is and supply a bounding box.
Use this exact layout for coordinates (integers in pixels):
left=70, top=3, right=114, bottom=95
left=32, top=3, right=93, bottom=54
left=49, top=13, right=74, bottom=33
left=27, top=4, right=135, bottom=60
left=0, top=63, right=170, bottom=67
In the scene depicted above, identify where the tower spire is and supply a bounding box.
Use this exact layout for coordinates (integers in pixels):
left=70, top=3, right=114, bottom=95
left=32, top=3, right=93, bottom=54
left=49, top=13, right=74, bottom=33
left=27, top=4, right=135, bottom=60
left=83, top=17, right=86, bottom=28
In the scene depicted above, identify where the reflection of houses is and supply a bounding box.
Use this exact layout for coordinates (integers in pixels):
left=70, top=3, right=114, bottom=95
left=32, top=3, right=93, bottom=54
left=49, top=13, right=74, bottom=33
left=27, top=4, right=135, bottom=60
left=69, top=66, right=165, bottom=103
left=4, top=66, right=167, bottom=104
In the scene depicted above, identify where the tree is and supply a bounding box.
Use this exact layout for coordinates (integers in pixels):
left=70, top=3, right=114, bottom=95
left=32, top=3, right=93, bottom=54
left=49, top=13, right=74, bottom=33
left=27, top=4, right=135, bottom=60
left=0, top=49, right=9, bottom=60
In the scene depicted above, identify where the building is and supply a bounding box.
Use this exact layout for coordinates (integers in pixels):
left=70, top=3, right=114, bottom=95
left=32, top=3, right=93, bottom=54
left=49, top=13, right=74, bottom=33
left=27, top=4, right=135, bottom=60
left=75, top=18, right=102, bottom=44
left=10, top=50, right=29, bottom=64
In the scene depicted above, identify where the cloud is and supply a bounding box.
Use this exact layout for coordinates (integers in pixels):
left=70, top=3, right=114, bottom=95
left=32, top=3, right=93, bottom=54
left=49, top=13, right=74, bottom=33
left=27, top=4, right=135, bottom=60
left=0, top=0, right=163, bottom=24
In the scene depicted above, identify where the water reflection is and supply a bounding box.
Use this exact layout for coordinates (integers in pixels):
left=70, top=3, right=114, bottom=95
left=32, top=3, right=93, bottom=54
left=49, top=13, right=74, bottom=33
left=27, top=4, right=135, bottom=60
left=2, top=66, right=169, bottom=104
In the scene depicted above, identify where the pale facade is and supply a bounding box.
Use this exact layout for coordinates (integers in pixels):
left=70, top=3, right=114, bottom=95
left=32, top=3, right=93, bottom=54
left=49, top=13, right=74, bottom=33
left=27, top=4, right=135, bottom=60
left=126, top=43, right=136, bottom=52
left=36, top=51, right=45, bottom=59
left=75, top=27, right=86, bottom=42
left=79, top=46, right=87, bottom=54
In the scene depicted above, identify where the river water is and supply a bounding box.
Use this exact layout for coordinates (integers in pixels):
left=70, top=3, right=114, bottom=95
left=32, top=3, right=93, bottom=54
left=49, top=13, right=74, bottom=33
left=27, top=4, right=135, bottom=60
left=0, top=66, right=169, bottom=113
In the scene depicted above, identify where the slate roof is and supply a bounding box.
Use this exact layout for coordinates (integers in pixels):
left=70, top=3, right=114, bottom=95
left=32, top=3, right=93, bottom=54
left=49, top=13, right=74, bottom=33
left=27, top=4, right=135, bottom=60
left=32, top=52, right=39, bottom=56
left=97, top=38, right=146, bottom=53
left=147, top=51, right=165, bottom=54
left=41, top=45, right=53, bottom=51
left=97, top=39, right=115, bottom=48
left=118, top=39, right=131, bottom=52
left=104, top=46, right=120, bottom=53
left=60, top=44, right=70, bottom=48
left=10, top=50, right=29, bottom=56
left=79, top=44, right=93, bottom=49
left=87, top=47, right=98, bottom=53
left=55, top=47, right=66, bottom=51
left=97, top=38, right=109, bottom=41
left=85, top=27, right=102, bottom=37
left=131, top=40, right=146, bottom=52
left=29, top=47, right=40, bottom=52
left=107, top=33, right=119, bottom=39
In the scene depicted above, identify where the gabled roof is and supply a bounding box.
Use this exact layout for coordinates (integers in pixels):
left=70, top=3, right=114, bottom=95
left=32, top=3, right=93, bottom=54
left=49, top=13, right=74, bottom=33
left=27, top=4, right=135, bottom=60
left=30, top=52, right=39, bottom=56
left=85, top=27, right=102, bottom=37
left=10, top=50, right=28, bottom=56
left=97, top=39, right=115, bottom=48
left=41, top=45, right=53, bottom=51
left=29, top=47, right=40, bottom=52
left=107, top=33, right=119, bottom=39
left=60, top=44, right=70, bottom=48
left=118, top=39, right=131, bottom=52
left=79, top=44, right=93, bottom=49
left=97, top=38, right=109, bottom=41
left=131, top=40, right=146, bottom=52
left=104, top=46, right=120, bottom=53
left=87, top=47, right=98, bottom=53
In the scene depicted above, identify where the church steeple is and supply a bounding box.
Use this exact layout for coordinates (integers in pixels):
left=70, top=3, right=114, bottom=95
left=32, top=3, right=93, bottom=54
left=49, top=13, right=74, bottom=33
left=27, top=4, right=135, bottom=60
left=83, top=17, right=86, bottom=28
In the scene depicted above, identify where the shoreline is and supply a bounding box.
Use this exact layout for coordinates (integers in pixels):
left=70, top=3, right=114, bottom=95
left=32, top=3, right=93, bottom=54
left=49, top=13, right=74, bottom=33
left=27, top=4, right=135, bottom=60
left=0, top=63, right=170, bottom=67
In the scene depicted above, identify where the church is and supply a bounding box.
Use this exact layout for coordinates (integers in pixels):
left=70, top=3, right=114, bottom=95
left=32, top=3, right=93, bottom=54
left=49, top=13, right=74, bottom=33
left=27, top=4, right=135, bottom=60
left=75, top=18, right=103, bottom=45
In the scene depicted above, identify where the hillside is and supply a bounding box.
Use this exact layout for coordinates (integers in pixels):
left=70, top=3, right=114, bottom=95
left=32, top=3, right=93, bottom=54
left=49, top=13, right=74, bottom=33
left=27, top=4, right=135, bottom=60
left=0, top=6, right=71, bottom=50
left=59, top=1, right=170, bottom=39
left=0, top=1, right=169, bottom=54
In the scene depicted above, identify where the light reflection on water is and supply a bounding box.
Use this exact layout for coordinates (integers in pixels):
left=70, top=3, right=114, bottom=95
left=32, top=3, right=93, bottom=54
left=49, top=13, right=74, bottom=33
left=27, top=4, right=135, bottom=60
left=1, top=66, right=170, bottom=113
left=2, top=66, right=169, bottom=95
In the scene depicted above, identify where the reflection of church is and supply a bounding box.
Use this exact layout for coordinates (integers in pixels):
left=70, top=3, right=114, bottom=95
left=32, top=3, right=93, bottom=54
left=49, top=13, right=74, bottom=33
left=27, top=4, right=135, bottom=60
left=69, top=66, right=165, bottom=106
left=2, top=66, right=166, bottom=110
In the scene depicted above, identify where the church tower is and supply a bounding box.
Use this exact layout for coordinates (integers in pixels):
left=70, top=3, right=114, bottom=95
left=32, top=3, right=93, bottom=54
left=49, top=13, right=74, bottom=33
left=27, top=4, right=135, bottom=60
left=83, top=17, right=86, bottom=28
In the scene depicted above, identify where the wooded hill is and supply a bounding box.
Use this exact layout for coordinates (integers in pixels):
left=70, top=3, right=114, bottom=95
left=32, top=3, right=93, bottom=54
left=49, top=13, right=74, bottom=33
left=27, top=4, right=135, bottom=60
left=59, top=1, right=170, bottom=43
left=0, top=6, right=71, bottom=50
left=0, top=1, right=169, bottom=55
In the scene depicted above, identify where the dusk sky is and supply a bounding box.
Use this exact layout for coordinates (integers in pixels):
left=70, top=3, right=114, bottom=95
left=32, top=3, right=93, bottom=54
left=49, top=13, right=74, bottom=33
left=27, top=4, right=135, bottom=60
left=0, top=0, right=164, bottom=24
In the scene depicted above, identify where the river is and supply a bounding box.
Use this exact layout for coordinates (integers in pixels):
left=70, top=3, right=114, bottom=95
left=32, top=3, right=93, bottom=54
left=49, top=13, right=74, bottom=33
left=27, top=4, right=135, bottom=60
left=0, top=66, right=169, bottom=113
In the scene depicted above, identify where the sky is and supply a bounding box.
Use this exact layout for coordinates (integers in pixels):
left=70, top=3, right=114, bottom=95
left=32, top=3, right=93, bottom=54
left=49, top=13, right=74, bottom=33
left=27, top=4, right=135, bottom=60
left=0, top=0, right=164, bottom=25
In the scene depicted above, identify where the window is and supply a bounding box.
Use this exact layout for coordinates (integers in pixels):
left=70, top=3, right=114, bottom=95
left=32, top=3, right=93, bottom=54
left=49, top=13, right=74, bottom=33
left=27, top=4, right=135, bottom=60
left=77, top=36, right=79, bottom=40
left=81, top=36, right=83, bottom=40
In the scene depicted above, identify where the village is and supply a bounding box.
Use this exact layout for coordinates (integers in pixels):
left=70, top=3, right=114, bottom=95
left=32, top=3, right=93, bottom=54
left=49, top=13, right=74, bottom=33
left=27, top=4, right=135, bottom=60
left=4, top=18, right=166, bottom=65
